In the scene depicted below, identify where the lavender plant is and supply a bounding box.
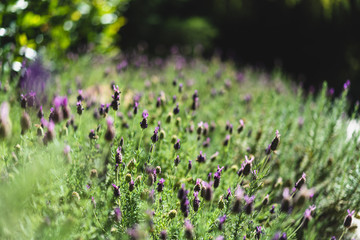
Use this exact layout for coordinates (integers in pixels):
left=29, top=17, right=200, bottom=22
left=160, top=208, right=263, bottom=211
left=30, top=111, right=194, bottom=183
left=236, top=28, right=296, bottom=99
left=0, top=54, right=359, bottom=240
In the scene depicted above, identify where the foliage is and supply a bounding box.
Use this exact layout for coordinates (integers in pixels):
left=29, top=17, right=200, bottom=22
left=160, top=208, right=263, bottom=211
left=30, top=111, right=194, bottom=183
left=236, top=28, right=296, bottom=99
left=0, top=0, right=129, bottom=84
left=0, top=54, right=359, bottom=239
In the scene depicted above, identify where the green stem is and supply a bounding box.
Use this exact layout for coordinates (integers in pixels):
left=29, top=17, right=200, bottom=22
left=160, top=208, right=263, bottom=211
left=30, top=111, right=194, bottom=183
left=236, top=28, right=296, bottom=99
left=339, top=229, right=347, bottom=240
left=288, top=218, right=304, bottom=239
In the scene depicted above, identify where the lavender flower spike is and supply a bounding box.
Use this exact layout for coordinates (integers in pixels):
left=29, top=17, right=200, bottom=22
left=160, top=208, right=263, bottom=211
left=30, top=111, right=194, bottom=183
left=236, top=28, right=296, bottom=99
left=344, top=209, right=355, bottom=228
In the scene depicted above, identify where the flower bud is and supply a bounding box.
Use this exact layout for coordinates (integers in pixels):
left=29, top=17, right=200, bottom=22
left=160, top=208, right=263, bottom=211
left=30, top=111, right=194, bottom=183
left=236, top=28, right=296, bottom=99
left=125, top=173, right=132, bottom=182
left=168, top=210, right=177, bottom=219
left=344, top=209, right=355, bottom=228
left=270, top=130, right=280, bottom=151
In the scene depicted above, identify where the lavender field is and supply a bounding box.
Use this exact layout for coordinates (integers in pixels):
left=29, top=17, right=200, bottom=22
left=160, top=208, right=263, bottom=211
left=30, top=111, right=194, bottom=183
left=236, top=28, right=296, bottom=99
left=0, top=53, right=359, bottom=239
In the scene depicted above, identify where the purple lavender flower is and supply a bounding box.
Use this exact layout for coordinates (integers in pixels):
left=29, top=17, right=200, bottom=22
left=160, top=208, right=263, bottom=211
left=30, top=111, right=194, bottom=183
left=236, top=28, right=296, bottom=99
left=241, top=155, right=254, bottom=176
left=232, top=186, right=245, bottom=213
left=114, top=207, right=122, bottom=222
left=20, top=94, right=27, bottom=109
left=174, top=139, right=181, bottom=150
left=202, top=181, right=213, bottom=201
left=193, top=191, right=200, bottom=212
left=77, top=101, right=84, bottom=115
left=265, top=144, right=271, bottom=155
left=18, top=59, right=50, bottom=102
left=173, top=95, right=177, bottom=103
left=281, top=188, right=291, bottom=212
left=344, top=209, right=355, bottom=228
left=61, top=97, right=70, bottom=120
left=203, top=137, right=211, bottom=147
left=43, top=121, right=55, bottom=145
left=214, top=165, right=224, bottom=188
left=179, top=83, right=183, bottom=93
left=178, top=184, right=186, bottom=200
left=207, top=172, right=212, bottom=182
left=223, top=135, right=230, bottom=146
left=140, top=110, right=148, bottom=129
left=116, top=147, right=122, bottom=164
left=77, top=89, right=84, bottom=102
left=105, top=117, right=115, bottom=142
left=133, top=102, right=138, bottom=115
left=174, top=155, right=180, bottom=166
left=295, top=172, right=306, bottom=190
left=180, top=191, right=190, bottom=217
left=270, top=205, right=275, bottom=214
left=272, top=232, right=287, bottom=240
left=112, top=184, right=120, bottom=197
left=244, top=195, right=255, bottom=215
left=255, top=226, right=263, bottom=240
left=196, top=151, right=206, bottom=163
left=188, top=160, right=192, bottom=170
left=37, top=106, right=44, bottom=119
left=184, top=220, right=194, bottom=239
left=270, top=130, right=280, bottom=151
left=89, top=129, right=96, bottom=140
left=225, top=187, right=232, bottom=200
left=194, top=179, right=202, bottom=192
left=151, top=126, right=159, bottom=143
left=303, top=205, right=316, bottom=228
left=157, top=178, right=165, bottom=192
left=129, top=179, right=135, bottom=192
left=344, top=79, right=351, bottom=90
left=218, top=215, right=227, bottom=230
left=117, top=59, right=128, bottom=72
left=173, top=103, right=180, bottom=115
left=156, top=97, right=162, bottom=108
left=160, top=230, right=167, bottom=240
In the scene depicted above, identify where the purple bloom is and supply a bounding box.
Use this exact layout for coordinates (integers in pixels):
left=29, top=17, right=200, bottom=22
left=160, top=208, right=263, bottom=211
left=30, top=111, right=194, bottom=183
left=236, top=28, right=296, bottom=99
left=184, top=220, right=194, bottom=239
left=160, top=230, right=167, bottom=240
left=188, top=160, right=192, bottom=170
left=244, top=195, right=255, bottom=215
left=18, top=59, right=50, bottom=102
left=270, top=205, right=275, bottom=214
left=196, top=151, right=206, bottom=163
left=225, top=187, right=232, bottom=200
left=105, top=117, right=115, bottom=142
left=281, top=188, right=291, bottom=212
left=129, top=179, right=135, bottom=192
left=156, top=97, right=162, bottom=108
left=140, top=110, right=148, bottom=129
left=174, top=155, right=180, bottom=166
left=157, top=178, right=165, bottom=192
left=255, top=226, right=263, bottom=240
left=218, top=215, right=226, bottom=230
left=114, top=207, right=122, bottom=222
left=203, top=137, right=211, bottom=147
left=116, top=147, right=122, bottom=164
left=303, top=205, right=316, bottom=228
left=223, top=135, right=230, bottom=146
left=133, top=101, right=138, bottom=115
left=173, top=103, right=180, bottom=115
left=112, top=184, right=120, bottom=197
left=77, top=89, right=83, bottom=102
left=151, top=126, right=159, bottom=143
left=295, top=172, right=306, bottom=190
left=240, top=155, right=254, bottom=176
left=344, top=209, right=355, bottom=228
left=193, top=191, right=200, bottom=212
left=270, top=130, right=280, bottom=151
left=344, top=79, right=351, bottom=90
left=77, top=101, right=84, bottom=115
left=174, top=139, right=181, bottom=150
